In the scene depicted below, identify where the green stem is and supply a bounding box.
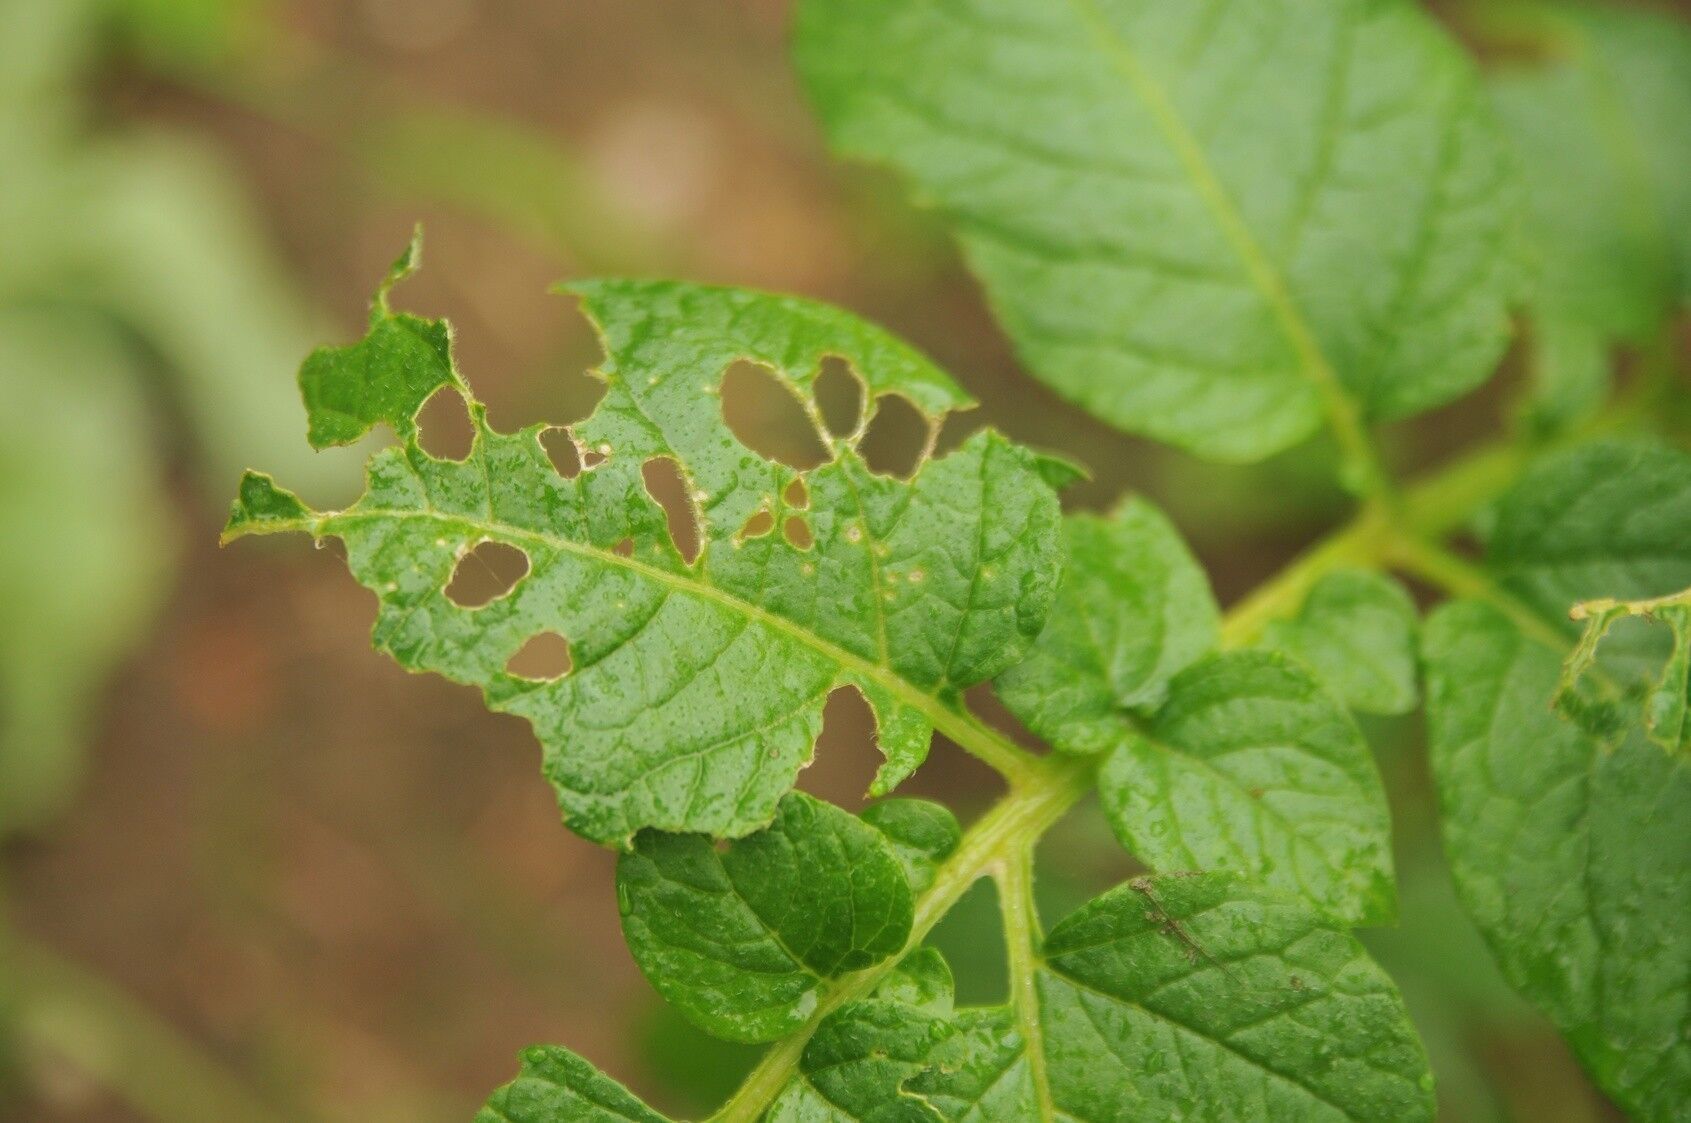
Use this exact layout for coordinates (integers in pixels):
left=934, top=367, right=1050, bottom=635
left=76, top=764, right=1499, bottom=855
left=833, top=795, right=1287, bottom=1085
left=707, top=756, right=1093, bottom=1123
left=1381, top=532, right=1570, bottom=652
left=996, top=850, right=1055, bottom=1122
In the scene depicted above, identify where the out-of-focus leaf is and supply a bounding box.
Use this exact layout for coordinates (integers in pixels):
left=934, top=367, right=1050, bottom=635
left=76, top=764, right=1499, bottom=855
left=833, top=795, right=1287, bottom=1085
left=1260, top=568, right=1420, bottom=715
left=0, top=308, right=173, bottom=830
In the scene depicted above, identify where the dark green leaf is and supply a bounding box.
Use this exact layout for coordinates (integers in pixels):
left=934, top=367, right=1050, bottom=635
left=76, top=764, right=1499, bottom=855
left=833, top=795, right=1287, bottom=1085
left=860, top=800, right=962, bottom=895
left=1424, top=602, right=1691, bottom=1121
left=617, top=792, right=914, bottom=1044
left=1098, top=653, right=1396, bottom=926
left=1038, top=873, right=1434, bottom=1121
left=997, top=500, right=1218, bottom=755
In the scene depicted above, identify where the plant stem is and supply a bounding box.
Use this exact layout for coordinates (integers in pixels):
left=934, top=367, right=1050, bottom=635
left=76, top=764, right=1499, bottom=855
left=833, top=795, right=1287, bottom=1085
left=708, top=755, right=1092, bottom=1123
left=1382, top=532, right=1570, bottom=652
left=996, top=849, right=1055, bottom=1122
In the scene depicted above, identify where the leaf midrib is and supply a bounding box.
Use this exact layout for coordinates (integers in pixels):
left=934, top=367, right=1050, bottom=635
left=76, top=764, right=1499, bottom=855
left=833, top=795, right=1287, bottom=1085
left=1063, top=0, right=1374, bottom=464
left=298, top=504, right=1011, bottom=765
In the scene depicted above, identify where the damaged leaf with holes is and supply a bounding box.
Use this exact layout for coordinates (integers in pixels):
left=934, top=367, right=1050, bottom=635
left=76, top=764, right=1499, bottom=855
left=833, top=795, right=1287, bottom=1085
left=225, top=236, right=1065, bottom=846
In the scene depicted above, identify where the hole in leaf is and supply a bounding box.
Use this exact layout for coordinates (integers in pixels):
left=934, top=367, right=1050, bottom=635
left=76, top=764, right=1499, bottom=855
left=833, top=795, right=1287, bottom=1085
left=934, top=407, right=984, bottom=458
left=582, top=446, right=608, bottom=470
left=506, top=631, right=573, bottom=680
left=858, top=394, right=930, bottom=479
left=815, top=355, right=865, bottom=439
left=445, top=540, right=529, bottom=607
left=613, top=537, right=635, bottom=557
left=541, top=427, right=582, bottom=478
left=721, top=359, right=829, bottom=470
left=738, top=507, right=775, bottom=541
left=783, top=516, right=813, bottom=550
left=793, top=686, right=880, bottom=811
left=784, top=477, right=809, bottom=509
left=642, top=456, right=702, bottom=564
left=417, top=386, right=475, bottom=460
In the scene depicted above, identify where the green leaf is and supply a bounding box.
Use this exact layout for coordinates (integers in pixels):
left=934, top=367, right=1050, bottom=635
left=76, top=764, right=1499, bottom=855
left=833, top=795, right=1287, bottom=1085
left=859, top=799, right=962, bottom=895
left=1099, top=652, right=1396, bottom=926
left=1486, top=439, right=1691, bottom=623
left=769, top=998, right=948, bottom=1123
left=795, top=0, right=1522, bottom=460
left=1424, top=602, right=1691, bottom=1121
left=617, top=792, right=915, bottom=1044
left=477, top=1044, right=670, bottom=1123
left=1645, top=603, right=1691, bottom=751
left=1036, top=873, right=1434, bottom=1122
left=997, top=500, right=1218, bottom=755
left=227, top=250, right=1065, bottom=845
left=1260, top=568, right=1420, bottom=715
left=0, top=308, right=173, bottom=831
left=1487, top=1, right=1691, bottom=344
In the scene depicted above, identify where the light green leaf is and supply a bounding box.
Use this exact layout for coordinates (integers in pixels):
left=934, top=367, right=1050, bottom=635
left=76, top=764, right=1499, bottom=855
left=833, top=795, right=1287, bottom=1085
left=225, top=252, right=1065, bottom=845
left=1486, top=439, right=1691, bottom=624
left=0, top=308, right=173, bottom=831
left=617, top=792, right=915, bottom=1044
left=1260, top=568, right=1420, bottom=715
left=477, top=1044, right=670, bottom=1123
left=1424, top=602, right=1691, bottom=1121
left=1646, top=603, right=1691, bottom=751
left=1037, top=873, right=1433, bottom=1122
left=1099, top=652, right=1396, bottom=926
left=860, top=799, right=962, bottom=895
left=997, top=500, right=1218, bottom=755
left=795, top=0, right=1522, bottom=460
left=1487, top=1, right=1691, bottom=341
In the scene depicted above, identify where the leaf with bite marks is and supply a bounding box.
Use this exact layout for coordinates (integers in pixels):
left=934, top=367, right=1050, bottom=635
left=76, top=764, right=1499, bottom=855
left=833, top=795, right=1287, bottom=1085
left=224, top=245, right=1066, bottom=846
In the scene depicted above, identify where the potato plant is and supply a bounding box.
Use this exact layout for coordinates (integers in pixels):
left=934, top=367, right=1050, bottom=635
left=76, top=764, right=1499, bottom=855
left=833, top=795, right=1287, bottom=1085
left=227, top=1, right=1690, bottom=1119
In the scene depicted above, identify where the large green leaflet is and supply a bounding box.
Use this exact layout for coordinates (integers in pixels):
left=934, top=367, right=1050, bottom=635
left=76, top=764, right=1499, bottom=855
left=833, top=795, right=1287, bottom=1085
left=226, top=243, right=1065, bottom=845
left=1425, top=440, right=1691, bottom=1121
left=794, top=0, right=1521, bottom=461
left=999, top=503, right=1396, bottom=926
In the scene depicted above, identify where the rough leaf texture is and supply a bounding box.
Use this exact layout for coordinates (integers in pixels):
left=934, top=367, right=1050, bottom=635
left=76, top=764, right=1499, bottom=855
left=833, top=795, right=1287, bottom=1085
left=795, top=0, right=1522, bottom=460
left=477, top=1045, right=669, bottom=1123
left=1099, top=653, right=1396, bottom=927
left=225, top=252, right=1065, bottom=845
left=617, top=792, right=918, bottom=1043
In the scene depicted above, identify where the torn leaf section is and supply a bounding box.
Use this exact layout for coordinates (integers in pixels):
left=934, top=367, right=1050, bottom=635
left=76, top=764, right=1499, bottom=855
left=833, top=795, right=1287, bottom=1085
left=476, top=1044, right=670, bottom=1123
left=1259, top=568, right=1420, bottom=715
left=1560, top=592, right=1691, bottom=752
left=617, top=792, right=915, bottom=1044
left=299, top=231, right=463, bottom=450
left=228, top=251, right=1064, bottom=845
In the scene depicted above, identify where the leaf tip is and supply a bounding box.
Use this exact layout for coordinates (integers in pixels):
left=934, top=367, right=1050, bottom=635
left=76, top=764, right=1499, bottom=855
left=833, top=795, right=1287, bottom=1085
left=223, top=471, right=314, bottom=543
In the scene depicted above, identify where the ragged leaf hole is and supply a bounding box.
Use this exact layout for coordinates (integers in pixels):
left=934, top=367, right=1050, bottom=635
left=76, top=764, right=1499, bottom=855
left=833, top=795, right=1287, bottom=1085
left=642, top=456, right=702, bottom=564
left=445, top=540, right=529, bottom=607
left=783, top=516, right=814, bottom=550
left=540, top=427, right=583, bottom=479
left=721, top=359, right=830, bottom=471
left=613, top=537, right=635, bottom=558
left=815, top=355, right=865, bottom=439
left=506, top=631, right=573, bottom=680
left=858, top=394, right=931, bottom=479
left=784, top=477, right=809, bottom=509
left=416, top=386, right=475, bottom=461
